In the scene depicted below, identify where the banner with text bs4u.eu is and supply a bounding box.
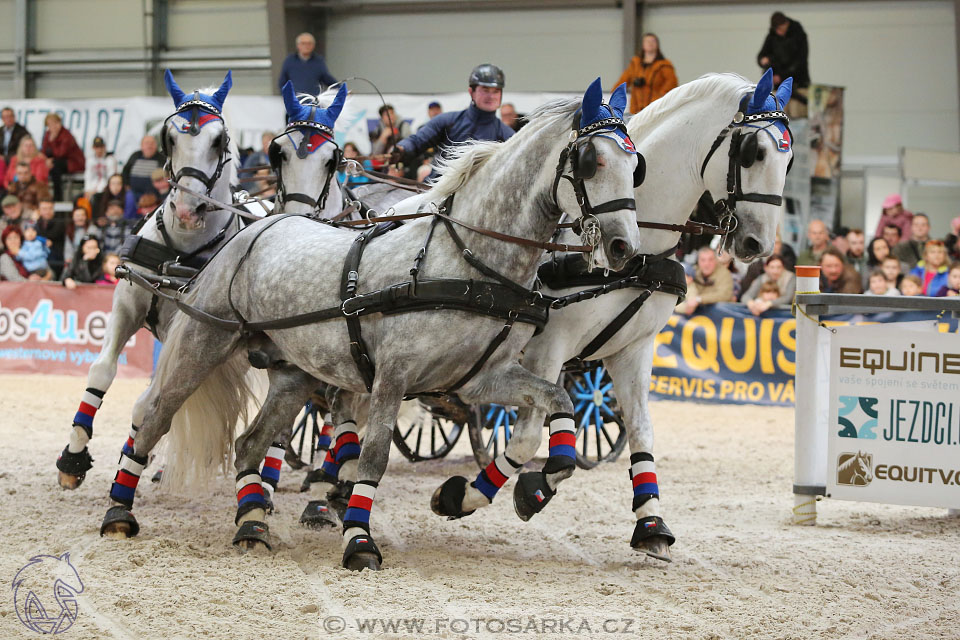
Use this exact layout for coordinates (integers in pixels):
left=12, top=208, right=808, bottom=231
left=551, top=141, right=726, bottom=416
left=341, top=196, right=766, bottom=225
left=0, top=282, right=154, bottom=378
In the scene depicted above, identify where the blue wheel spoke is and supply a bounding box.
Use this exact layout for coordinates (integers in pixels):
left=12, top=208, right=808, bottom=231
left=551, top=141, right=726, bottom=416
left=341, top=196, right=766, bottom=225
left=599, top=382, right=614, bottom=394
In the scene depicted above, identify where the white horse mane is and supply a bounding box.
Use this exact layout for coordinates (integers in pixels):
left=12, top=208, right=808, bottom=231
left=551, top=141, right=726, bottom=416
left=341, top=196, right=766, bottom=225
left=630, top=73, right=754, bottom=133
left=296, top=84, right=344, bottom=109
left=427, top=98, right=581, bottom=201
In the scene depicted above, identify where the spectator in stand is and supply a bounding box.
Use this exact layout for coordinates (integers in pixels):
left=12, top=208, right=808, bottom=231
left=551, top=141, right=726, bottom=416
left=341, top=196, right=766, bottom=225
left=939, top=262, right=960, bottom=297
left=0, top=225, right=31, bottom=281
left=909, top=240, right=949, bottom=296
left=63, top=206, right=100, bottom=267
left=4, top=137, right=48, bottom=188
left=96, top=253, right=121, bottom=286
left=100, top=199, right=132, bottom=254
left=427, top=102, right=442, bottom=120
left=277, top=32, right=337, bottom=95
left=122, top=135, right=165, bottom=200
left=745, top=281, right=784, bottom=316
left=865, top=237, right=891, bottom=273
left=500, top=103, right=519, bottom=131
left=797, top=218, right=830, bottom=265
left=253, top=168, right=276, bottom=197
left=819, top=247, right=862, bottom=293
left=945, top=216, right=960, bottom=261
left=831, top=230, right=849, bottom=256
left=757, top=12, right=809, bottom=119
left=741, top=254, right=796, bottom=310
left=370, top=105, right=413, bottom=168
left=92, top=173, right=136, bottom=224
left=1, top=107, right=29, bottom=164
left=150, top=168, right=170, bottom=203
left=136, top=192, right=158, bottom=218
left=0, top=194, right=23, bottom=233
left=900, top=274, right=923, bottom=296
left=676, top=247, right=734, bottom=315
left=41, top=113, right=85, bottom=200
left=18, top=221, right=52, bottom=280
left=881, top=223, right=902, bottom=253
left=83, top=136, right=116, bottom=200
left=846, top=228, right=866, bottom=279
left=867, top=269, right=899, bottom=296
left=881, top=256, right=904, bottom=290
left=8, top=162, right=51, bottom=214
left=35, top=197, right=65, bottom=277
left=339, top=142, right=370, bottom=186
left=62, top=235, right=103, bottom=289
left=894, top=213, right=931, bottom=270
left=739, top=230, right=796, bottom=295
left=874, top=194, right=912, bottom=241
left=615, top=33, right=678, bottom=114
left=242, top=132, right=274, bottom=170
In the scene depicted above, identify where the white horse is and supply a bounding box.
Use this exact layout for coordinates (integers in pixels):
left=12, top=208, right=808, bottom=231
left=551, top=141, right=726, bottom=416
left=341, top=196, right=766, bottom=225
left=56, top=70, right=247, bottom=491
left=97, top=78, right=642, bottom=572
left=431, top=70, right=795, bottom=563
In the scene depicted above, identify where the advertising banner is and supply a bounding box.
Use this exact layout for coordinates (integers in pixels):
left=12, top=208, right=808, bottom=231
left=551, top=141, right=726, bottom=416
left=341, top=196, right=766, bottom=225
left=826, top=322, right=960, bottom=509
left=0, top=282, right=154, bottom=378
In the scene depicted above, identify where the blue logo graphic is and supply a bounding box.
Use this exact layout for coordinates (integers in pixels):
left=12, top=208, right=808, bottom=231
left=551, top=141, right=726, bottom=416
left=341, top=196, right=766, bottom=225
left=12, top=553, right=84, bottom=635
left=837, top=395, right=879, bottom=439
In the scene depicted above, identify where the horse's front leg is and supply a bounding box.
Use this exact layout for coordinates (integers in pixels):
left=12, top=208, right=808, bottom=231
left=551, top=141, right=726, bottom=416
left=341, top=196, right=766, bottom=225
left=431, top=361, right=575, bottom=521
left=340, top=372, right=405, bottom=572
left=603, top=340, right=675, bottom=562
left=57, top=285, right=151, bottom=489
left=312, top=386, right=366, bottom=525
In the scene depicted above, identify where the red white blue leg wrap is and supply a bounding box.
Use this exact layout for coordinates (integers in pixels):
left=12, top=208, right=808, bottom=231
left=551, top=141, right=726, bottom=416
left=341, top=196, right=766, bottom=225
left=342, top=480, right=376, bottom=537
left=72, top=388, right=104, bottom=441
left=630, top=452, right=659, bottom=510
left=109, top=450, right=147, bottom=508
left=235, top=470, right=267, bottom=523
left=544, top=413, right=577, bottom=474
left=317, top=414, right=334, bottom=450
left=472, top=454, right=522, bottom=502
left=333, top=421, right=361, bottom=465
left=260, top=442, right=284, bottom=497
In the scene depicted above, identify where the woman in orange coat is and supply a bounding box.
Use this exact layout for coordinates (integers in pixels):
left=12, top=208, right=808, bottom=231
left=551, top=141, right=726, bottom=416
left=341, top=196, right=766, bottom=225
left=614, top=33, right=679, bottom=114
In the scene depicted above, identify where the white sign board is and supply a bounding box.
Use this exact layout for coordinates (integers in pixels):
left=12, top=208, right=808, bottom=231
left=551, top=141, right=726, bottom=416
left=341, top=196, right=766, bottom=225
left=827, top=322, right=960, bottom=509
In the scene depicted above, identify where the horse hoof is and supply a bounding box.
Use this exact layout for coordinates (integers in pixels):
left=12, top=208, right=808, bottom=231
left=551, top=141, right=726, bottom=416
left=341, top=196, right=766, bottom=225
left=300, top=500, right=338, bottom=528
left=342, top=535, right=382, bottom=572
left=151, top=469, right=163, bottom=484
left=638, top=536, right=673, bottom=563
left=344, top=551, right=381, bottom=572
left=232, top=520, right=272, bottom=551
left=58, top=471, right=83, bottom=490
left=328, top=482, right=353, bottom=522
left=430, top=476, right=475, bottom=519
left=100, top=505, right=140, bottom=538
left=512, top=472, right=554, bottom=522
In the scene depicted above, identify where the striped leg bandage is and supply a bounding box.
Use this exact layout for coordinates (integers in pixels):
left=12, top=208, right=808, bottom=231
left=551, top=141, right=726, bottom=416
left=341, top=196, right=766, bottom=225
left=72, top=388, right=104, bottom=440
left=544, top=413, right=577, bottom=474
left=260, top=443, right=284, bottom=497
left=472, top=454, right=522, bottom=502
left=235, top=470, right=268, bottom=523
left=120, top=424, right=139, bottom=458
left=317, top=448, right=340, bottom=484
left=333, top=422, right=361, bottom=465
left=342, top=480, right=377, bottom=539
left=109, top=451, right=147, bottom=508
left=316, top=414, right=334, bottom=451
left=629, top=452, right=659, bottom=511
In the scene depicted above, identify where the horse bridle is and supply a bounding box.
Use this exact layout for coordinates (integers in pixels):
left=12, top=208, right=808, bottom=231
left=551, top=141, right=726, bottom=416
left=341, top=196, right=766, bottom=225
left=162, top=92, right=231, bottom=199
left=269, top=114, right=342, bottom=216
left=552, top=112, right=643, bottom=245
left=698, top=93, right=794, bottom=243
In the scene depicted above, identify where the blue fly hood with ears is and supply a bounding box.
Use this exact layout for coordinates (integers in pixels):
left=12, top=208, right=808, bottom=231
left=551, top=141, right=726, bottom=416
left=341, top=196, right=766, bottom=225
left=576, top=78, right=636, bottom=155
left=281, top=81, right=347, bottom=136
left=740, top=68, right=793, bottom=152
left=164, top=69, right=232, bottom=116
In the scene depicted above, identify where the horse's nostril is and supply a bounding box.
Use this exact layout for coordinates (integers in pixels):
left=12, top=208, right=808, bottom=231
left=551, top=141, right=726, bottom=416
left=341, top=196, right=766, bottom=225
left=744, top=235, right=762, bottom=256
left=610, top=238, right=628, bottom=259
left=195, top=203, right=207, bottom=215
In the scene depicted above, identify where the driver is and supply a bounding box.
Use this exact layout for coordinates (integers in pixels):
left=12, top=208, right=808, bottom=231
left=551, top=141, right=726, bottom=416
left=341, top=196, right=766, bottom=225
left=393, top=64, right=514, bottom=175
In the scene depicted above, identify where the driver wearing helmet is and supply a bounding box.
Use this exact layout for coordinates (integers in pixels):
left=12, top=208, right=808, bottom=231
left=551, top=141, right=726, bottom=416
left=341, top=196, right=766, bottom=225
left=393, top=64, right=514, bottom=171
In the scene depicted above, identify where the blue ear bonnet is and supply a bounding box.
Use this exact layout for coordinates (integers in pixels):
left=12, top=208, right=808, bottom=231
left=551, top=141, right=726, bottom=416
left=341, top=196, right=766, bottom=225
left=574, top=78, right=636, bottom=154
left=738, top=69, right=794, bottom=153
left=164, top=69, right=232, bottom=115
left=281, top=81, right=347, bottom=134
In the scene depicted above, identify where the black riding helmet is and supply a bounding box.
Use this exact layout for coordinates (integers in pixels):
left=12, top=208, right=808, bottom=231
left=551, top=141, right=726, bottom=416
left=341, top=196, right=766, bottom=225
left=469, top=64, right=505, bottom=89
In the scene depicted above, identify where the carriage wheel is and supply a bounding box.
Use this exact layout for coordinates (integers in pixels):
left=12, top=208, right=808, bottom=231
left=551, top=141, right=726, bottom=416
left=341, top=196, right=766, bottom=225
left=286, top=400, right=324, bottom=470
left=564, top=364, right=627, bottom=469
left=392, top=399, right=465, bottom=462
left=468, top=404, right=518, bottom=469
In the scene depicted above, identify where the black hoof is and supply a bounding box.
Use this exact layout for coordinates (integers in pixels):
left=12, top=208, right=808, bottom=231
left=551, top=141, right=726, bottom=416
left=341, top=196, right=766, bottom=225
left=328, top=481, right=353, bottom=522
left=56, top=446, right=93, bottom=489
left=513, top=472, right=554, bottom=522
left=300, top=468, right=327, bottom=493
left=631, top=516, right=675, bottom=563
left=100, top=505, right=140, bottom=538
left=233, top=520, right=272, bottom=551
left=430, top=476, right=476, bottom=519
left=300, top=500, right=338, bottom=528
left=342, top=535, right=382, bottom=571
left=151, top=469, right=163, bottom=484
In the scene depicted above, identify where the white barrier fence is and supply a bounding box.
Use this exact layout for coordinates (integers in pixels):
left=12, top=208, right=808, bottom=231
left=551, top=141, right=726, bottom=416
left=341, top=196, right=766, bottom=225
left=792, top=266, right=960, bottom=524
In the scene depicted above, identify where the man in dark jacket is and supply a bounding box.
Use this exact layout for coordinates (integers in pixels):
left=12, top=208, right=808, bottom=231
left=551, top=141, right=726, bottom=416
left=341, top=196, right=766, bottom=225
left=277, top=32, right=337, bottom=95
left=121, top=135, right=166, bottom=200
left=394, top=64, right=514, bottom=178
left=1, top=107, right=29, bottom=163
left=757, top=12, right=809, bottom=118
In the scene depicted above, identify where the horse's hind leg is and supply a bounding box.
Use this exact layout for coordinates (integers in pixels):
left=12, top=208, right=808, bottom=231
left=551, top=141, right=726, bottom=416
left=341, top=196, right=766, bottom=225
left=57, top=287, right=150, bottom=489
left=100, top=320, right=240, bottom=539
left=431, top=362, right=575, bottom=522
left=603, top=341, right=674, bottom=562
left=232, top=365, right=318, bottom=550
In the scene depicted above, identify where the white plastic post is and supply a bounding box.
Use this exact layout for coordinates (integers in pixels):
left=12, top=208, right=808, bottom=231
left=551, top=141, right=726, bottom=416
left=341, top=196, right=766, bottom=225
left=793, top=266, right=822, bottom=525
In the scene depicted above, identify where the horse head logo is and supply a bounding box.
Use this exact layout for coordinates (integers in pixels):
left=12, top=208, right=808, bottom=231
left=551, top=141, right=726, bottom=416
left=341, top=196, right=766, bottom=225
left=837, top=451, right=873, bottom=487
left=12, top=553, right=84, bottom=635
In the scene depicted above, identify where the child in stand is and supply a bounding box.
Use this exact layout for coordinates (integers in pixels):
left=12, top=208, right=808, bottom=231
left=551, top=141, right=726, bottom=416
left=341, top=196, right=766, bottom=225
left=900, top=274, right=923, bottom=296
left=937, top=262, right=960, bottom=297
left=100, top=199, right=131, bottom=254
left=96, top=253, right=121, bottom=286
left=18, top=221, right=52, bottom=280
left=867, top=269, right=899, bottom=296
left=745, top=281, right=781, bottom=316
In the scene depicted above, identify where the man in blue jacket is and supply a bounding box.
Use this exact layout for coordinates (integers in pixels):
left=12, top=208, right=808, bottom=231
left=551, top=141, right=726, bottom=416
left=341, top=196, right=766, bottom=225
left=393, top=64, right=513, bottom=174
left=278, top=33, right=337, bottom=95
